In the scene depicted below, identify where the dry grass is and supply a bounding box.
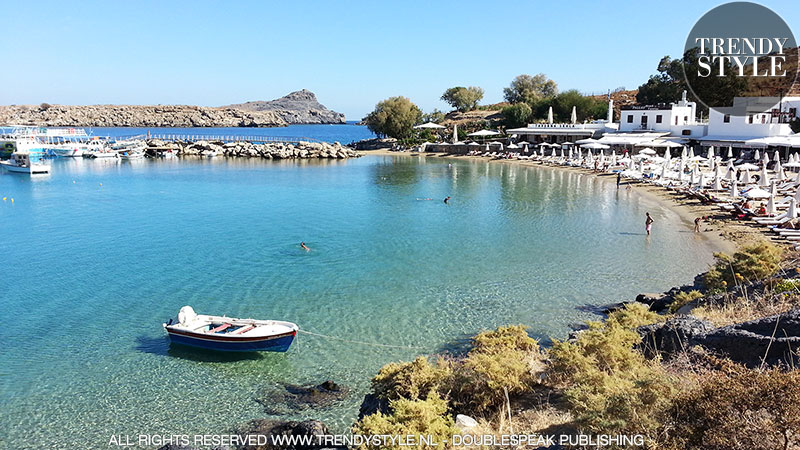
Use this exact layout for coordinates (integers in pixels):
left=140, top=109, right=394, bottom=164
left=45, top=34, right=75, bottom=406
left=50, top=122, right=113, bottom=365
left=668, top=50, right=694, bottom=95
left=692, top=294, right=800, bottom=327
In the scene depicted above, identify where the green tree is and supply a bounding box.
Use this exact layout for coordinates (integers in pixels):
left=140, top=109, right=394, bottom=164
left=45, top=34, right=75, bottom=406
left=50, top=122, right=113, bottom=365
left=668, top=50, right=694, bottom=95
left=532, top=90, right=607, bottom=123
left=636, top=48, right=748, bottom=111
left=503, top=74, right=558, bottom=105
left=363, top=97, right=423, bottom=139
left=440, top=86, right=484, bottom=112
left=790, top=117, right=800, bottom=134
left=501, top=103, right=532, bottom=128
left=421, top=109, right=445, bottom=124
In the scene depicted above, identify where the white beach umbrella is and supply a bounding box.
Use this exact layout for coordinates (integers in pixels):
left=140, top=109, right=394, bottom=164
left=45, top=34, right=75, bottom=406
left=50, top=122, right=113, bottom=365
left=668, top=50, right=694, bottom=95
left=731, top=180, right=739, bottom=197
left=551, top=148, right=557, bottom=157
left=664, top=147, right=671, bottom=162
left=453, top=124, right=458, bottom=143
left=743, top=187, right=770, bottom=199
left=773, top=149, right=780, bottom=163
left=660, top=163, right=668, bottom=179
left=794, top=186, right=800, bottom=204
left=414, top=122, right=446, bottom=129
left=767, top=193, right=777, bottom=215
left=570, top=106, right=577, bottom=124
left=727, top=146, right=733, bottom=159
left=548, top=106, right=554, bottom=124
left=697, top=171, right=705, bottom=187
left=681, top=146, right=688, bottom=158
left=639, top=148, right=657, bottom=155
left=678, top=158, right=686, bottom=181
left=789, top=198, right=798, bottom=220
left=725, top=161, right=737, bottom=182
left=754, top=149, right=760, bottom=160
left=707, top=146, right=715, bottom=160
left=759, top=165, right=770, bottom=187
left=762, top=151, right=770, bottom=165
left=742, top=167, right=752, bottom=184
left=712, top=175, right=723, bottom=191
left=775, top=159, right=785, bottom=181
left=688, top=147, right=695, bottom=158
left=736, top=163, right=759, bottom=170
left=560, top=148, right=565, bottom=158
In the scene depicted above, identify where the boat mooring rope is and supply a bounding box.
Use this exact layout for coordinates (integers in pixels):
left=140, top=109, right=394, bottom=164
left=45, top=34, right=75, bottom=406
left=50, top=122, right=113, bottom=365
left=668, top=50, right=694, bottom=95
left=298, top=329, right=425, bottom=350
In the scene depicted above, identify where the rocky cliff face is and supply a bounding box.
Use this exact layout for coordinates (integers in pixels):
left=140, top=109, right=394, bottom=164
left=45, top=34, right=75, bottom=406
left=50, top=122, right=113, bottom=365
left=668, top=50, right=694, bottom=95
left=225, top=89, right=346, bottom=124
left=0, top=104, right=287, bottom=128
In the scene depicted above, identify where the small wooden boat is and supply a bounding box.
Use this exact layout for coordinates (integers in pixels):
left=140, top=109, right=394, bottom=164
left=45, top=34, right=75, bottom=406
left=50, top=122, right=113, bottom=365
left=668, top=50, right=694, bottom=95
left=162, top=306, right=298, bottom=352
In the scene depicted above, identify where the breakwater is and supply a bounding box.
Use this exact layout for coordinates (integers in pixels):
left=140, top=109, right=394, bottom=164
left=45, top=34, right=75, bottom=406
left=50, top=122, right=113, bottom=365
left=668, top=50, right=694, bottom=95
left=146, top=138, right=360, bottom=159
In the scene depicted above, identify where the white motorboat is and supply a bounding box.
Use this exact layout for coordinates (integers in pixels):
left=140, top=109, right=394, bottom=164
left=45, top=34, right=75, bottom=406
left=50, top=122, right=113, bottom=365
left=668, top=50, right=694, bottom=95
left=86, top=150, right=120, bottom=159
left=0, top=151, right=50, bottom=174
left=163, top=306, right=298, bottom=352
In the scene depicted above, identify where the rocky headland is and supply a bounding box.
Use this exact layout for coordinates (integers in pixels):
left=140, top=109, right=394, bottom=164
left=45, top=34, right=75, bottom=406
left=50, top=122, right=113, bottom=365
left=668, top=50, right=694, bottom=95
left=224, top=90, right=345, bottom=124
left=0, top=90, right=345, bottom=127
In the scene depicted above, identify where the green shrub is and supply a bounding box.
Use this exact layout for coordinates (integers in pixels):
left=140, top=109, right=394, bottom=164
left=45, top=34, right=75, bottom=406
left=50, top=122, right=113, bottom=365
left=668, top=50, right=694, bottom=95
left=607, top=302, right=665, bottom=328
left=667, top=362, right=800, bottom=450
left=448, top=325, right=542, bottom=414
left=370, top=356, right=452, bottom=402
left=353, top=393, right=457, bottom=449
left=548, top=309, right=674, bottom=436
left=773, top=278, right=800, bottom=295
left=705, top=242, right=782, bottom=291
left=668, top=290, right=704, bottom=313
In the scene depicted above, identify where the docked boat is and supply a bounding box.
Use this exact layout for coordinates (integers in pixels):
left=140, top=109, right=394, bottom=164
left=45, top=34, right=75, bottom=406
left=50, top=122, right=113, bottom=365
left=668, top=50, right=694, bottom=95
left=86, top=149, right=120, bottom=159
left=163, top=306, right=298, bottom=352
left=0, top=151, right=51, bottom=174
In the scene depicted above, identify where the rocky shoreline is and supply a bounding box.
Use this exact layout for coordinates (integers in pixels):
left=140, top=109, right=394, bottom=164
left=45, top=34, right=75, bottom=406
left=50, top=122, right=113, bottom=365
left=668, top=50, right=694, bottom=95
left=147, top=139, right=360, bottom=159
left=0, top=90, right=346, bottom=128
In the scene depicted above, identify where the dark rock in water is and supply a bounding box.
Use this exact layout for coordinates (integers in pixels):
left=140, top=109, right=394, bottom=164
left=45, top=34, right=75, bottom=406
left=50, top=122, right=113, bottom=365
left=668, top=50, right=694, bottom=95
left=158, top=446, right=229, bottom=450
left=236, top=419, right=338, bottom=450
left=358, top=392, right=390, bottom=419
left=637, top=316, right=715, bottom=358
left=635, top=292, right=672, bottom=312
left=256, top=381, right=348, bottom=414
left=696, top=308, right=800, bottom=367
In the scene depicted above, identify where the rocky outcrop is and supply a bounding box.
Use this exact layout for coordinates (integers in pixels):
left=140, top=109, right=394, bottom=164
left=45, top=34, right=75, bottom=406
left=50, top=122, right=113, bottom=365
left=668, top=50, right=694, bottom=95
left=146, top=139, right=360, bottom=159
left=0, top=104, right=287, bottom=128
left=637, top=316, right=716, bottom=359
left=235, top=419, right=339, bottom=450
left=225, top=90, right=345, bottom=124
left=696, top=309, right=800, bottom=367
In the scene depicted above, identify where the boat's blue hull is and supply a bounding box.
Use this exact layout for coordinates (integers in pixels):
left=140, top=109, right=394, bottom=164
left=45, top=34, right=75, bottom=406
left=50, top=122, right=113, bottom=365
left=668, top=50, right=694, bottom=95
left=166, top=329, right=296, bottom=352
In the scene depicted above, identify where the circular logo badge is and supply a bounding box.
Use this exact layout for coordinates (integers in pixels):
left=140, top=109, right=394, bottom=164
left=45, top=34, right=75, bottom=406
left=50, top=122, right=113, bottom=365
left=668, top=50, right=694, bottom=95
left=684, top=2, right=798, bottom=117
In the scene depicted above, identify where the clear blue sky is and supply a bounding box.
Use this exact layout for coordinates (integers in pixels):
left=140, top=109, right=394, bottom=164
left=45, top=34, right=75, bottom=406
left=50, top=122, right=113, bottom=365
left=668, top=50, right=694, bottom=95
left=1, top=0, right=796, bottom=120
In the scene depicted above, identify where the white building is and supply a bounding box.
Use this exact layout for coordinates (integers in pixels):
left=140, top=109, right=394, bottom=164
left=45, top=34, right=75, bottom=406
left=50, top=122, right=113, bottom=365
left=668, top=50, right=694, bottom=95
left=618, top=91, right=707, bottom=138
left=700, top=96, right=800, bottom=145
left=507, top=100, right=617, bottom=143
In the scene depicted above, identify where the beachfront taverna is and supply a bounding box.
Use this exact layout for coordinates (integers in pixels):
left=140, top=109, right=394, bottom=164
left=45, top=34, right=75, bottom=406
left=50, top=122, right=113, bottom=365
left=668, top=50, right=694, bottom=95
left=506, top=92, right=800, bottom=151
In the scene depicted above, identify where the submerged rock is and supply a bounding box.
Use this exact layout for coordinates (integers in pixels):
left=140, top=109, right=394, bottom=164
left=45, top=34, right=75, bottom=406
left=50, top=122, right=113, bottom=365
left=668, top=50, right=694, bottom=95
left=256, top=380, right=349, bottom=414
left=696, top=309, right=800, bottom=367
left=236, top=419, right=337, bottom=450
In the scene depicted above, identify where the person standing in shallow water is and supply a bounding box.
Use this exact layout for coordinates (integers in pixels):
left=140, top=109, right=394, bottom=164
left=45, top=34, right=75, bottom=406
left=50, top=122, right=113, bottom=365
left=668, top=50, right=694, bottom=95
left=616, top=172, right=621, bottom=187
left=645, top=213, right=654, bottom=236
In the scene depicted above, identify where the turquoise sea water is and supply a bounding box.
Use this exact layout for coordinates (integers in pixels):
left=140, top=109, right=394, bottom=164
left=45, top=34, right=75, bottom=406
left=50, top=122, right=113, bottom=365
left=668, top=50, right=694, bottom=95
left=86, top=123, right=375, bottom=144
left=0, top=152, right=716, bottom=449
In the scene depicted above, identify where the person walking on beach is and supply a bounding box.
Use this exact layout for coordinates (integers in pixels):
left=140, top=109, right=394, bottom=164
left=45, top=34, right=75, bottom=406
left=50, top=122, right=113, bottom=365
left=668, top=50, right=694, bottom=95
left=694, top=217, right=702, bottom=232
left=645, top=213, right=654, bottom=236
left=301, top=242, right=310, bottom=251
left=444, top=196, right=451, bottom=204
left=616, top=172, right=621, bottom=187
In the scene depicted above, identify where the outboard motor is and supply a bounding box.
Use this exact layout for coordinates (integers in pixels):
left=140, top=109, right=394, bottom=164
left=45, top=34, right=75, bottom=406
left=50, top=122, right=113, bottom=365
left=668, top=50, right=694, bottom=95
left=178, top=306, right=197, bottom=326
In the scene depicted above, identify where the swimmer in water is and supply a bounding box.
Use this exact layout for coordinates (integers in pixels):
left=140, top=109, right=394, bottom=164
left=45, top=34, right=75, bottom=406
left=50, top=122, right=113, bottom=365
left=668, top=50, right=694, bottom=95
left=301, top=242, right=310, bottom=251
left=444, top=196, right=451, bottom=204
